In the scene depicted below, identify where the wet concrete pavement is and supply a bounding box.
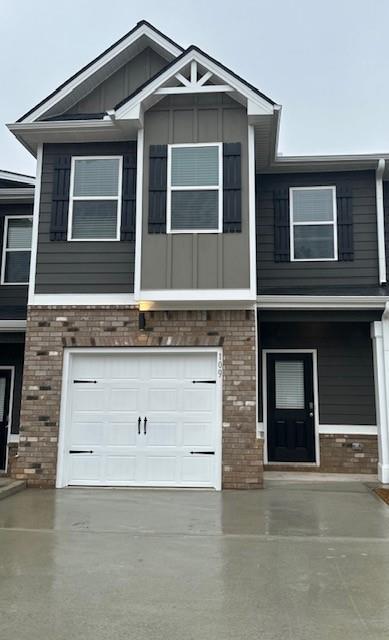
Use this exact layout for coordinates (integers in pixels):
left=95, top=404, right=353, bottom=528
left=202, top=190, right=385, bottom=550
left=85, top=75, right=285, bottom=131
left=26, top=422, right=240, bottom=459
left=0, top=480, right=389, bottom=639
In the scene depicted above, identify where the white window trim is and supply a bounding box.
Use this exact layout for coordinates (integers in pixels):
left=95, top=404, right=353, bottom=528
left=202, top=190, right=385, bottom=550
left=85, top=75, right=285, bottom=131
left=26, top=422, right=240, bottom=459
left=290, top=186, right=338, bottom=262
left=67, top=155, right=123, bottom=242
left=1, top=215, right=33, bottom=286
left=0, top=366, right=15, bottom=473
left=166, top=142, right=223, bottom=234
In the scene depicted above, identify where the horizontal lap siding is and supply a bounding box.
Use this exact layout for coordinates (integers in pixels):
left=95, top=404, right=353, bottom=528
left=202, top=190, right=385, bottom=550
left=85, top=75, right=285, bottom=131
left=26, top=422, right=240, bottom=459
left=257, top=171, right=378, bottom=292
left=35, top=143, right=135, bottom=294
left=0, top=203, right=31, bottom=316
left=259, top=321, right=376, bottom=425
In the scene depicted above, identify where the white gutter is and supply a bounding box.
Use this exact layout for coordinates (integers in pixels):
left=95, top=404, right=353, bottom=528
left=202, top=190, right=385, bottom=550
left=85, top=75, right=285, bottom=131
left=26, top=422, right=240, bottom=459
left=256, top=295, right=389, bottom=309
left=376, top=158, right=387, bottom=284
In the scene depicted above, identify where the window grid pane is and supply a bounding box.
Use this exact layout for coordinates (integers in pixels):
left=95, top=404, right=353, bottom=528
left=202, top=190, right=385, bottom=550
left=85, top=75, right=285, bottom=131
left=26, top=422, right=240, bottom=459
left=171, top=146, right=219, bottom=187
left=71, top=201, right=118, bottom=239
left=293, top=188, right=334, bottom=223
left=7, top=218, right=32, bottom=249
left=4, top=251, right=31, bottom=283
left=294, top=224, right=335, bottom=260
left=73, top=158, right=120, bottom=197
left=275, top=361, right=305, bottom=409
left=171, top=190, right=219, bottom=230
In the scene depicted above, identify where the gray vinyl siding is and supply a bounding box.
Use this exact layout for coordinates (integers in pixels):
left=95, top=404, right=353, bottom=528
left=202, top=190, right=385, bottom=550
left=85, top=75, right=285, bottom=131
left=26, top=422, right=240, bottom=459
left=66, top=48, right=168, bottom=115
left=0, top=335, right=25, bottom=434
left=0, top=203, right=32, bottom=318
left=141, top=94, right=250, bottom=291
left=257, top=171, right=379, bottom=293
left=259, top=319, right=376, bottom=425
left=35, top=142, right=135, bottom=294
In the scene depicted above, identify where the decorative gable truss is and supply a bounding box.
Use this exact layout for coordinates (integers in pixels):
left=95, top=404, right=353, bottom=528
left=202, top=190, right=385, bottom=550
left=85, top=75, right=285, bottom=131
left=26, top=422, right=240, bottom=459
left=114, top=47, right=277, bottom=125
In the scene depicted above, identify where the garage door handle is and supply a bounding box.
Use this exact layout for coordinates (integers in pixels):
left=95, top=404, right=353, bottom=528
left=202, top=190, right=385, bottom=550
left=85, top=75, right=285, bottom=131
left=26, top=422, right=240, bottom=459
left=144, top=417, right=147, bottom=435
left=190, top=451, right=215, bottom=455
left=69, top=450, right=94, bottom=454
left=138, top=417, right=141, bottom=435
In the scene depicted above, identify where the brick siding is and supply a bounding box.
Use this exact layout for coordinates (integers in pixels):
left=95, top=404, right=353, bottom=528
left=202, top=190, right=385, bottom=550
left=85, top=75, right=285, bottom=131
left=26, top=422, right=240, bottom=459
left=13, top=306, right=262, bottom=489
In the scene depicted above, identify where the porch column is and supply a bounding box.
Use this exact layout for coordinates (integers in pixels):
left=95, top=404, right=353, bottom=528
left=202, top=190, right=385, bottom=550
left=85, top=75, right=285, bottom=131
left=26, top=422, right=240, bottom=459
left=371, top=309, right=389, bottom=483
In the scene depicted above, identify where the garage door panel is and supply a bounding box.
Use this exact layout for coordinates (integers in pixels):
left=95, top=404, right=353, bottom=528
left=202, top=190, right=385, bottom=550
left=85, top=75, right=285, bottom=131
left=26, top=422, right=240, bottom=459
left=69, top=455, right=102, bottom=483
left=104, top=421, right=138, bottom=447
left=181, top=455, right=214, bottom=484
left=149, top=355, right=182, bottom=380
left=183, top=354, right=215, bottom=380
left=108, top=386, right=140, bottom=411
left=105, top=357, right=141, bottom=379
left=144, top=456, right=177, bottom=482
left=104, top=456, right=137, bottom=482
left=72, top=386, right=105, bottom=411
left=181, top=420, right=214, bottom=447
left=145, top=420, right=178, bottom=446
left=184, top=387, right=215, bottom=412
left=70, top=420, right=104, bottom=446
left=146, top=387, right=178, bottom=412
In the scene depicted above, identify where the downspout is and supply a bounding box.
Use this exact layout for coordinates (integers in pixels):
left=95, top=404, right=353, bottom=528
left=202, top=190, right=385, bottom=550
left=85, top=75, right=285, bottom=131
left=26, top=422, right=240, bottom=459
left=376, top=158, right=386, bottom=284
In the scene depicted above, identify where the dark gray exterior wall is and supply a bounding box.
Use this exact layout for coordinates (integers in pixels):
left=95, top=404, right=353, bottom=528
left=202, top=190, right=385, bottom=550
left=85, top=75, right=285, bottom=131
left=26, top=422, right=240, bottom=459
left=257, top=171, right=379, bottom=293
left=66, top=47, right=168, bottom=115
left=0, top=203, right=32, bottom=318
left=0, top=334, right=25, bottom=434
left=35, top=142, right=136, bottom=294
left=259, top=317, right=376, bottom=425
left=141, top=94, right=250, bottom=291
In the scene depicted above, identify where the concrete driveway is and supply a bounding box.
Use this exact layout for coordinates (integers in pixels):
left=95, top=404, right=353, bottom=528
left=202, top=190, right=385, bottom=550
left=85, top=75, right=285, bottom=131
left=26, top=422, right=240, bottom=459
left=1, top=480, right=389, bottom=640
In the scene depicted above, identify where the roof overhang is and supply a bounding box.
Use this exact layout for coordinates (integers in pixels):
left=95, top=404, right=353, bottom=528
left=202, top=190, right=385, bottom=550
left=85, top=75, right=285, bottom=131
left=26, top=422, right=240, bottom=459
left=0, top=188, right=34, bottom=203
left=0, top=170, right=35, bottom=186
left=257, top=295, right=389, bottom=310
left=17, top=21, right=183, bottom=125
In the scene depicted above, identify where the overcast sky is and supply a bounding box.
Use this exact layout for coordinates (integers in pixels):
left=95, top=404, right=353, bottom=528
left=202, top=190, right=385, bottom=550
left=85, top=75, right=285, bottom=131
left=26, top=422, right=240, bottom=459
left=1, top=0, right=389, bottom=177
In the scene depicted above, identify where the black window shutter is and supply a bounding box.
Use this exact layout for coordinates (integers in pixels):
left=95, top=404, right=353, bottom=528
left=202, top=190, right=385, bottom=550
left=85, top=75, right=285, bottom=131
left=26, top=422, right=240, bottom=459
left=148, top=145, right=167, bottom=234
left=337, top=186, right=353, bottom=261
left=50, top=155, right=71, bottom=241
left=273, top=189, right=290, bottom=262
left=223, top=142, right=241, bottom=233
left=121, top=147, right=137, bottom=241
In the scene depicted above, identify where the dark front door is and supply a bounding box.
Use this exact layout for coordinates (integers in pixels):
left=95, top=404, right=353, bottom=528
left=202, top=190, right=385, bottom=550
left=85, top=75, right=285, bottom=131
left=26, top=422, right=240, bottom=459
left=0, top=370, right=12, bottom=471
left=267, top=353, right=316, bottom=463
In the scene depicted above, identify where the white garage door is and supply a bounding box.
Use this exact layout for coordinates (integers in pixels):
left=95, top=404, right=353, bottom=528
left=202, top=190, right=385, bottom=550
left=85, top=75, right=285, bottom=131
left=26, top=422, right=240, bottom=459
left=58, top=350, right=221, bottom=489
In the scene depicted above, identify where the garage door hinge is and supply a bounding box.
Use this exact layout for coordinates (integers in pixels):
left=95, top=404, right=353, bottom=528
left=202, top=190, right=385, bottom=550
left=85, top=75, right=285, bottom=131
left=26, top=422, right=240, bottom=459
left=192, top=380, right=216, bottom=384
left=190, top=451, right=215, bottom=455
left=73, top=380, right=97, bottom=384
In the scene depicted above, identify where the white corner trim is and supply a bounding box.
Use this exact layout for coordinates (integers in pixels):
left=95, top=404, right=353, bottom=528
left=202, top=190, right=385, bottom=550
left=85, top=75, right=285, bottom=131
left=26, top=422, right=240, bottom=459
left=19, top=23, right=182, bottom=124
left=376, top=159, right=387, bottom=284
left=29, top=293, right=136, bottom=306
left=318, top=424, right=377, bottom=435
left=0, top=320, right=26, bottom=331
left=134, top=127, right=144, bottom=300
left=248, top=124, right=257, bottom=298
left=28, top=143, right=42, bottom=304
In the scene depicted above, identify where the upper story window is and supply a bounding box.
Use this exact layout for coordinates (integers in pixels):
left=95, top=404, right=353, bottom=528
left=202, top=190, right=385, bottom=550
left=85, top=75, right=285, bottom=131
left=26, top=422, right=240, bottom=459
left=68, top=157, right=122, bottom=241
left=1, top=216, right=33, bottom=285
left=290, top=186, right=338, bottom=261
left=167, top=143, right=222, bottom=233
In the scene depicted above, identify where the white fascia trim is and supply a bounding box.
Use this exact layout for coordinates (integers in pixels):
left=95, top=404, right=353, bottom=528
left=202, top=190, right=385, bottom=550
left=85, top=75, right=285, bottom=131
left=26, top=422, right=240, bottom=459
left=376, top=159, right=387, bottom=284
left=134, top=127, right=144, bottom=299
left=318, top=424, right=377, bottom=435
left=139, top=288, right=255, bottom=302
left=8, top=120, right=118, bottom=136
left=0, top=170, right=35, bottom=185
left=28, top=144, right=43, bottom=304
left=0, top=320, right=26, bottom=331
left=19, top=24, right=182, bottom=124
left=116, top=49, right=275, bottom=119
left=0, top=188, right=35, bottom=201
left=257, top=295, right=389, bottom=309
left=29, top=293, right=136, bottom=306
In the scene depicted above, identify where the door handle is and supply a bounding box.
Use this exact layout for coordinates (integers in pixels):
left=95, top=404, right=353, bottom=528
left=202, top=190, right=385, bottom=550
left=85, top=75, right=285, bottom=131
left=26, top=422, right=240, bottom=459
left=138, top=416, right=141, bottom=435
left=309, top=412, right=314, bottom=418
left=143, top=417, right=147, bottom=435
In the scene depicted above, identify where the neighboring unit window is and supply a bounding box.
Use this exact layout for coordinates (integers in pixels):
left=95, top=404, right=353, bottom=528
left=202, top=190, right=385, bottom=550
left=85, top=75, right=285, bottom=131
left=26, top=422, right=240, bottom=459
left=1, top=217, right=33, bottom=285
left=69, top=157, right=122, bottom=240
left=167, top=144, right=222, bottom=233
left=290, top=187, right=337, bottom=261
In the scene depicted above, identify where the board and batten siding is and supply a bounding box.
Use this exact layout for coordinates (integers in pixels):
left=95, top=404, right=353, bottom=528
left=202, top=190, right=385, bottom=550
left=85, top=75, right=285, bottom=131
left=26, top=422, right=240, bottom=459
left=0, top=203, right=32, bottom=318
left=259, top=320, right=376, bottom=425
left=34, top=142, right=136, bottom=294
left=64, top=47, right=168, bottom=116
left=256, top=171, right=379, bottom=293
left=141, top=95, right=250, bottom=291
